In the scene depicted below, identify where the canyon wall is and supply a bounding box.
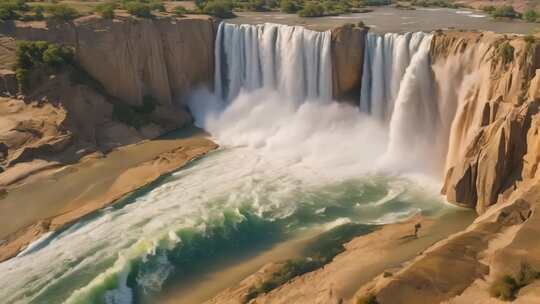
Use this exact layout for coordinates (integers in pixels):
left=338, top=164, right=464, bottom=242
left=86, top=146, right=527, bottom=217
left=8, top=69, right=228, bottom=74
left=1, top=15, right=215, bottom=107
left=0, top=16, right=216, bottom=186
left=433, top=31, right=540, bottom=213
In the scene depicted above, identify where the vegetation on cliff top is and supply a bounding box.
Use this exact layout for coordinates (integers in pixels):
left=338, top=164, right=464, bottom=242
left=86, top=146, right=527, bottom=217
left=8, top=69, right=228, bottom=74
left=14, top=40, right=74, bottom=88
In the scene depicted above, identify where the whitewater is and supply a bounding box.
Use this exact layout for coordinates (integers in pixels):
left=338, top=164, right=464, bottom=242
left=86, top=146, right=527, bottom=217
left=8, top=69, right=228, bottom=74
left=0, top=23, right=461, bottom=304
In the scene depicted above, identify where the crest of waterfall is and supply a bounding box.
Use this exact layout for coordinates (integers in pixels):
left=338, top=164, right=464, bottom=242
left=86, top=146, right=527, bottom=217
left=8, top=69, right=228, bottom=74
left=214, top=22, right=332, bottom=103
left=360, top=32, right=431, bottom=122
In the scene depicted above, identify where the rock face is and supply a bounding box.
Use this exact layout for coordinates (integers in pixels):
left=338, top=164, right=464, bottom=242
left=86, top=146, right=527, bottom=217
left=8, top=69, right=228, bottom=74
left=1, top=15, right=216, bottom=107
left=0, top=16, right=216, bottom=185
left=434, top=31, right=540, bottom=213
left=331, top=23, right=367, bottom=104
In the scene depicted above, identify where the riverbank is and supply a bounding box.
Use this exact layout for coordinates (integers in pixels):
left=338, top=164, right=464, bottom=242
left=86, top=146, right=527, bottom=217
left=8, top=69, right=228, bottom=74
left=0, top=126, right=218, bottom=262
left=205, top=211, right=475, bottom=304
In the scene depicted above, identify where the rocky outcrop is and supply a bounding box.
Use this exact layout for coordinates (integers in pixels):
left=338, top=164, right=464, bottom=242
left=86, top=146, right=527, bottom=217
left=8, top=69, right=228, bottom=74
left=331, top=23, right=367, bottom=104
left=0, top=15, right=216, bottom=107
left=435, top=31, right=540, bottom=213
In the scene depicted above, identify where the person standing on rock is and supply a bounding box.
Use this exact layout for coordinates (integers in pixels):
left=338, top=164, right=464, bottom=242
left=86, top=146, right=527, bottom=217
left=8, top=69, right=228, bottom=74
left=414, top=223, right=422, bottom=238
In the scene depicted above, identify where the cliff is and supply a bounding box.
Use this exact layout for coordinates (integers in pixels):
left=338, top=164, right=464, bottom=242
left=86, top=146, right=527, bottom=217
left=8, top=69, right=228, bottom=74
left=434, top=31, right=540, bottom=214
left=331, top=23, right=367, bottom=104
left=1, top=15, right=215, bottom=107
left=0, top=15, right=216, bottom=187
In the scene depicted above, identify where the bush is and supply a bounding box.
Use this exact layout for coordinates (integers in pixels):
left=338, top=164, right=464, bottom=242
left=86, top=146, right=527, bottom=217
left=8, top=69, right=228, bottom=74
left=174, top=5, right=188, bottom=15
left=45, top=4, right=79, bottom=21
left=15, top=67, right=29, bottom=87
left=125, top=2, right=152, bottom=17
left=148, top=0, right=165, bottom=12
left=497, top=42, right=515, bottom=65
left=203, top=0, right=234, bottom=18
left=32, top=5, right=44, bottom=20
left=490, top=275, right=519, bottom=301
left=491, top=5, right=518, bottom=19
left=523, top=9, right=538, bottom=22
left=489, top=263, right=540, bottom=301
left=360, top=0, right=391, bottom=6
left=524, top=34, right=536, bottom=44
left=246, top=0, right=267, bottom=12
left=357, top=294, right=379, bottom=304
left=95, top=3, right=115, bottom=19
left=298, top=2, right=325, bottom=17
left=0, top=0, right=31, bottom=20
left=280, top=0, right=299, bottom=13
left=42, top=44, right=74, bottom=67
left=14, top=40, right=75, bottom=88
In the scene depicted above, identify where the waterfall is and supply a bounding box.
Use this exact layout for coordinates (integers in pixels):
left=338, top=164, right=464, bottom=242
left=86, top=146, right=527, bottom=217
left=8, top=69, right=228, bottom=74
left=214, top=22, right=332, bottom=103
left=359, top=32, right=443, bottom=173
left=360, top=32, right=431, bottom=122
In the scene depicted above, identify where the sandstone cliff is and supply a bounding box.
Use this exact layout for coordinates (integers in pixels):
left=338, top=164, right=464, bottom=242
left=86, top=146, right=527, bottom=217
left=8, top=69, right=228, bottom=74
left=435, top=31, right=540, bottom=214
left=0, top=16, right=216, bottom=187
left=1, top=15, right=215, bottom=107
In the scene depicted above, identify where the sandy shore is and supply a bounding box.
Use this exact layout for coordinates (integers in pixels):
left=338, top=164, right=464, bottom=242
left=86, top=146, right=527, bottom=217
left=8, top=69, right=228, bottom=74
left=206, top=210, right=475, bottom=304
left=0, top=127, right=218, bottom=262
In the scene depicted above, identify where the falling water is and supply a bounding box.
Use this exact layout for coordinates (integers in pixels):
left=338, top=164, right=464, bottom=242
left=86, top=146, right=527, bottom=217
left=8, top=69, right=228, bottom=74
left=214, top=23, right=332, bottom=103
left=360, top=32, right=432, bottom=122
left=358, top=32, right=444, bottom=173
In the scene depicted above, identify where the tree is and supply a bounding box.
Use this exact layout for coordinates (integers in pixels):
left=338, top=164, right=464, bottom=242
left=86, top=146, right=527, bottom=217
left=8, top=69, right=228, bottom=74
left=491, top=5, right=518, bottom=19
left=280, top=0, right=298, bottom=13
left=203, top=0, right=234, bottom=18
left=298, top=2, right=325, bottom=17
left=523, top=9, right=538, bottom=22
left=45, top=4, right=79, bottom=21
left=95, top=3, right=115, bottom=19
left=124, top=2, right=152, bottom=18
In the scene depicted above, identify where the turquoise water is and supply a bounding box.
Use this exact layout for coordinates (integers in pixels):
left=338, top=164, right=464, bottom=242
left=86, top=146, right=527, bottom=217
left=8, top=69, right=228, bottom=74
left=0, top=146, right=457, bottom=304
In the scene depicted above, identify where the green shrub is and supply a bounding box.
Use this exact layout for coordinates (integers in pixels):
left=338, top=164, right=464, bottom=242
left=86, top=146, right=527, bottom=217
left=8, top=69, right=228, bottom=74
left=149, top=0, right=165, bottom=12
left=194, top=0, right=206, bottom=10
left=496, top=42, right=515, bottom=65
left=42, top=43, right=74, bottom=67
left=523, top=9, right=538, bottom=22
left=32, top=5, right=44, bottom=20
left=359, top=0, right=391, bottom=6
left=490, top=275, right=519, bottom=301
left=481, top=5, right=495, bottom=13
left=125, top=2, right=152, bottom=17
left=489, top=263, right=540, bottom=301
left=246, top=0, right=267, bottom=12
left=15, top=67, right=29, bottom=87
left=299, top=2, right=325, bottom=17
left=0, top=6, right=17, bottom=20
left=280, top=0, right=298, bottom=13
left=524, top=34, right=536, bottom=44
left=357, top=294, right=379, bottom=304
left=491, top=5, right=518, bottom=19
left=45, top=4, right=79, bottom=21
left=95, top=3, right=115, bottom=19
left=174, top=5, right=188, bottom=15
left=14, top=40, right=75, bottom=88
left=203, top=0, right=234, bottom=18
